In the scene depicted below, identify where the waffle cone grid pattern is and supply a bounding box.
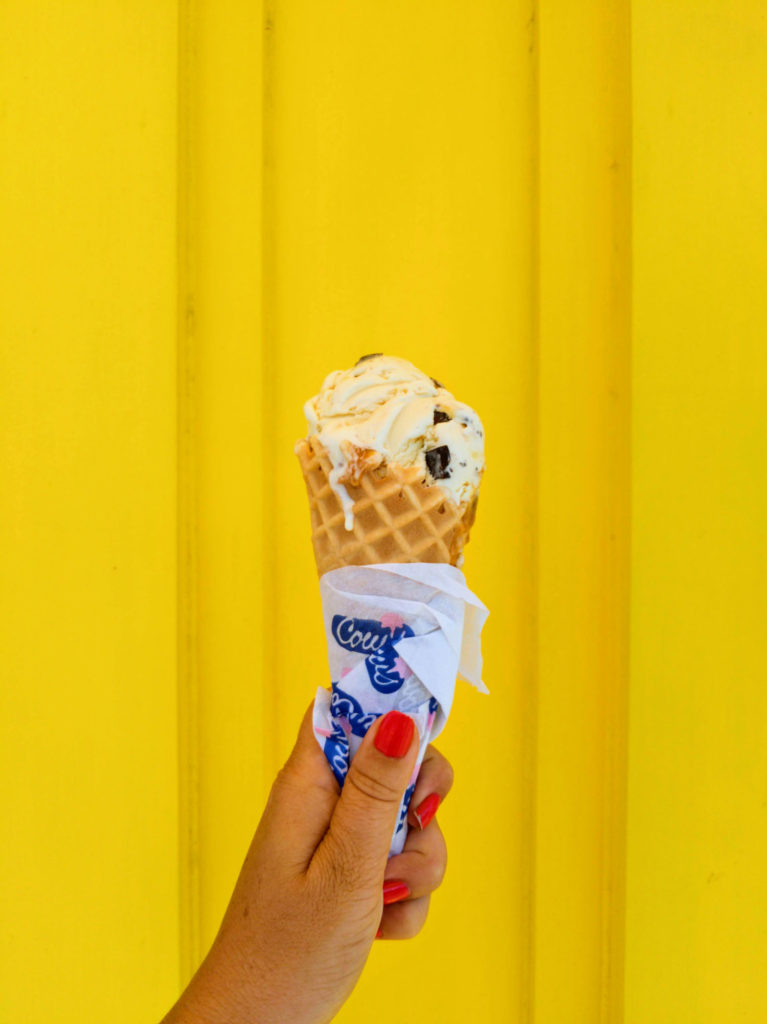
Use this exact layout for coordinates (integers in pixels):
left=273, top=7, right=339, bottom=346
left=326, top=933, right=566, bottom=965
left=296, top=439, right=473, bottom=576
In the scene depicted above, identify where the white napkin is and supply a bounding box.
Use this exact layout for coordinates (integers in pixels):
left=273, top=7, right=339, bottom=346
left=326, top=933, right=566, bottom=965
left=312, top=563, right=488, bottom=855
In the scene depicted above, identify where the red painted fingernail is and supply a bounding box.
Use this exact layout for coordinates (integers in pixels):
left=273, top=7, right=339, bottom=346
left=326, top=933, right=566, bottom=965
left=382, top=879, right=411, bottom=905
left=374, top=711, right=415, bottom=758
left=414, top=792, right=441, bottom=830
left=375, top=926, right=383, bottom=938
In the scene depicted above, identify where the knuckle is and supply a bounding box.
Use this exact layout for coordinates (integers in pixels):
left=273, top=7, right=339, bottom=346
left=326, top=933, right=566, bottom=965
left=346, top=761, right=404, bottom=806
left=423, top=831, right=448, bottom=891
left=272, top=761, right=301, bottom=797
left=315, top=833, right=367, bottom=897
left=394, top=901, right=429, bottom=939
left=324, top=824, right=381, bottom=893
left=426, top=855, right=447, bottom=891
left=401, top=917, right=425, bottom=940
left=261, top=767, right=292, bottom=815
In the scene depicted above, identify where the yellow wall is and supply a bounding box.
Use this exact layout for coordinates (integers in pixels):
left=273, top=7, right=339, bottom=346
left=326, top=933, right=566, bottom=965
left=0, top=2, right=764, bottom=1023
left=0, top=4, right=180, bottom=1022
left=626, top=3, right=767, bottom=1020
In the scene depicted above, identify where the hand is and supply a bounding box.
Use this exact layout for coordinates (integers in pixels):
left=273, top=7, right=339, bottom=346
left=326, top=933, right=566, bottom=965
left=162, top=703, right=454, bottom=1024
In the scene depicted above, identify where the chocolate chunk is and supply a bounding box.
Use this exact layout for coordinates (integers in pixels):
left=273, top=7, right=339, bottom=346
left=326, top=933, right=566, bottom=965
left=430, top=376, right=445, bottom=389
left=425, top=445, right=451, bottom=480
left=433, top=409, right=451, bottom=425
left=355, top=353, right=383, bottom=365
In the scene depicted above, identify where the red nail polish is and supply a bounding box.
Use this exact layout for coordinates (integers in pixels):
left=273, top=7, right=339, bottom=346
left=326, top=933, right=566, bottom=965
left=374, top=711, right=415, bottom=758
left=375, top=926, right=383, bottom=938
left=382, top=879, right=411, bottom=905
left=414, top=792, right=441, bottom=830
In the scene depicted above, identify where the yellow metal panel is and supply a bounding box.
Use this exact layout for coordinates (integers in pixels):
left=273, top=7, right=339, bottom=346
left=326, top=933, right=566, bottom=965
left=262, top=2, right=537, bottom=1021
left=626, top=4, right=767, bottom=1021
left=0, top=4, right=179, bottom=1022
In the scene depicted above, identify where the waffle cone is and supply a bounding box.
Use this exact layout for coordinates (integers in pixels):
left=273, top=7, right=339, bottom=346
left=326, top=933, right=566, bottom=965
left=296, top=437, right=478, bottom=576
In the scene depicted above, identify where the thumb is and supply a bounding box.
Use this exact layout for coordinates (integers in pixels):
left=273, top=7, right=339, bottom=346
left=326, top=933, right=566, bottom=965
left=311, top=711, right=419, bottom=889
left=254, top=701, right=342, bottom=871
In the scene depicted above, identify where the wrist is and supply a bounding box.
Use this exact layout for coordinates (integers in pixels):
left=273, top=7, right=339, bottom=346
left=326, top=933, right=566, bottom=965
left=161, top=942, right=258, bottom=1024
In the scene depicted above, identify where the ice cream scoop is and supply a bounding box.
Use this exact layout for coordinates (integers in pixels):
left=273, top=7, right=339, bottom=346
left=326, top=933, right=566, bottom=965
left=303, top=354, right=485, bottom=530
left=296, top=354, right=485, bottom=575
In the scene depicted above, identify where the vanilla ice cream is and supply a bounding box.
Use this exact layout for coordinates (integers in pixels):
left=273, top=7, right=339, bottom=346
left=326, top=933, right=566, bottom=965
left=303, top=354, right=485, bottom=529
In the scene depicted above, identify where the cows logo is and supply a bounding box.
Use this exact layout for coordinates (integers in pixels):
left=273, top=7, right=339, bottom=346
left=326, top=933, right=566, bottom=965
left=331, top=614, right=415, bottom=694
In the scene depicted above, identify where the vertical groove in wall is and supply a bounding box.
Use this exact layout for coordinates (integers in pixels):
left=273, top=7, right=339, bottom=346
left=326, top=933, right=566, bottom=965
left=260, top=0, right=279, bottom=779
left=176, top=0, right=201, bottom=983
left=524, top=4, right=540, bottom=1023
left=534, top=1, right=632, bottom=1019
left=599, top=6, right=631, bottom=1021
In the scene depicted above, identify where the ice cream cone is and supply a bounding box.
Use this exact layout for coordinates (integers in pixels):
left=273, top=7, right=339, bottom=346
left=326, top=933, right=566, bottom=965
left=297, top=355, right=487, bottom=856
left=295, top=436, right=478, bottom=576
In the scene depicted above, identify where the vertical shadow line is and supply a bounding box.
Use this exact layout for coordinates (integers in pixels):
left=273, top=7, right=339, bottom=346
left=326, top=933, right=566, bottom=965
left=525, top=3, right=540, bottom=1022
left=260, top=0, right=279, bottom=780
left=533, top=2, right=631, bottom=1019
left=176, top=0, right=201, bottom=985
left=599, top=3, right=632, bottom=1021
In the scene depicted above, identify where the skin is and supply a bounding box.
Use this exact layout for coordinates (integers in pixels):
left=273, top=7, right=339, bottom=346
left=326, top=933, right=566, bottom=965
left=162, top=703, right=454, bottom=1024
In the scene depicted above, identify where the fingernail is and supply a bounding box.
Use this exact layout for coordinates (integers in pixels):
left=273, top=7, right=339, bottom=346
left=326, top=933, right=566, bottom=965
left=374, top=711, right=415, bottom=758
left=382, top=879, right=410, bottom=905
left=414, top=792, right=441, bottom=830
left=375, top=925, right=383, bottom=939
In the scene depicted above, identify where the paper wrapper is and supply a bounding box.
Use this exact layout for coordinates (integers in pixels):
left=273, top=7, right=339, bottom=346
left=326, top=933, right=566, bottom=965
left=312, top=563, right=488, bottom=856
